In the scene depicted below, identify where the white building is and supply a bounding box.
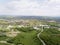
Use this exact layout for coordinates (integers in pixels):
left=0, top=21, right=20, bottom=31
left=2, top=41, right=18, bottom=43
left=18, top=25, right=25, bottom=28
left=6, top=25, right=13, bottom=29
left=33, top=27, right=40, bottom=30
left=39, top=24, right=50, bottom=28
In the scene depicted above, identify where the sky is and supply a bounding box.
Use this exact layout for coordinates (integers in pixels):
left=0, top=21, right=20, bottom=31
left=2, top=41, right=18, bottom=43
left=0, top=0, right=60, bottom=16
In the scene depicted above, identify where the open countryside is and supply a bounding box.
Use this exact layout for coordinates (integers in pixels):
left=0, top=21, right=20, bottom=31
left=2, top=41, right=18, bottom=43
left=0, top=16, right=60, bottom=45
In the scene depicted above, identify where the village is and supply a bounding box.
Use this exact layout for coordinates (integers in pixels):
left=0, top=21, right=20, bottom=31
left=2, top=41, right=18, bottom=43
left=0, top=19, right=60, bottom=45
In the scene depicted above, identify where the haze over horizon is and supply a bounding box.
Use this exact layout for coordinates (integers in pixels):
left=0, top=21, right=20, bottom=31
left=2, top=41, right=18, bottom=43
left=0, top=0, right=60, bottom=16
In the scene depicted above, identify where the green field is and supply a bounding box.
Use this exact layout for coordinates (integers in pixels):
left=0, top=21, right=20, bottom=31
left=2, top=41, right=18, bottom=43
left=0, top=18, right=60, bottom=45
left=6, top=27, right=42, bottom=45
left=0, top=43, right=10, bottom=45
left=40, top=28, right=60, bottom=45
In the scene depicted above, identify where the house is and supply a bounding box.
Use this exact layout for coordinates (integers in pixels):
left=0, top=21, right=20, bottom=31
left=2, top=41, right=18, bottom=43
left=18, top=25, right=25, bottom=28
left=33, top=27, right=40, bottom=30
left=7, top=25, right=13, bottom=29
left=39, top=24, right=50, bottom=28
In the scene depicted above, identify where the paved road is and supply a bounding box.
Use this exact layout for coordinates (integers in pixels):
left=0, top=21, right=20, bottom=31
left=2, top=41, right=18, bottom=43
left=37, top=27, right=46, bottom=45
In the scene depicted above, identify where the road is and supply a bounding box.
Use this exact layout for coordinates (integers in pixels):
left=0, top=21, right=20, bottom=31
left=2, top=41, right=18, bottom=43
left=37, top=27, right=46, bottom=45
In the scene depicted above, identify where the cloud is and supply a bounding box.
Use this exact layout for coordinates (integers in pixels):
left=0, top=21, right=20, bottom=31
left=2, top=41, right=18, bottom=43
left=0, top=0, right=60, bottom=16
left=7, top=0, right=40, bottom=9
